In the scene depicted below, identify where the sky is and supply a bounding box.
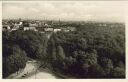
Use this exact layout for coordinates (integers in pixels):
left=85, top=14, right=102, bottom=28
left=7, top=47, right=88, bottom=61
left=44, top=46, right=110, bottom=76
left=2, top=1, right=127, bottom=22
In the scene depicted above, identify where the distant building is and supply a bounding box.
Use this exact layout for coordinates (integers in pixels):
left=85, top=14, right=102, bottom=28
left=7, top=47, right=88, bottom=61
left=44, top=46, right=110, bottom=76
left=44, top=24, right=51, bottom=28
left=99, top=23, right=107, bottom=27
left=27, top=60, right=37, bottom=63
left=11, top=24, right=20, bottom=31
left=24, top=27, right=29, bottom=31
left=44, top=28, right=53, bottom=32
left=54, top=29, right=61, bottom=32
left=23, top=21, right=29, bottom=27
left=2, top=25, right=10, bottom=31
left=67, top=27, right=76, bottom=31
left=7, top=26, right=11, bottom=29
left=37, top=22, right=43, bottom=27
left=14, top=23, right=20, bottom=28
left=61, top=28, right=70, bottom=32
left=103, top=24, right=107, bottom=27
left=19, top=21, right=23, bottom=25
left=24, top=27, right=37, bottom=31
left=11, top=28, right=17, bottom=31
left=29, top=23, right=38, bottom=27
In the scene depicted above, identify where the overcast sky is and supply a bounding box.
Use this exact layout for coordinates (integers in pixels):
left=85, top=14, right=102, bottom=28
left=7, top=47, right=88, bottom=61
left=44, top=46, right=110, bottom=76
left=2, top=1, right=126, bottom=22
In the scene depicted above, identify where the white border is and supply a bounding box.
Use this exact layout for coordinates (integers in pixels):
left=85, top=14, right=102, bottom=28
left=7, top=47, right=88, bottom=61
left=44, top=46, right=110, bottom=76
left=0, top=1, right=128, bottom=81
left=0, top=1, right=2, bottom=79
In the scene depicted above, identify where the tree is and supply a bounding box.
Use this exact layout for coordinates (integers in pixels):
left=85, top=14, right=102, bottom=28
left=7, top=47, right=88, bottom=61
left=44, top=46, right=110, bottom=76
left=57, top=45, right=66, bottom=61
left=110, top=67, right=125, bottom=78
left=3, top=45, right=27, bottom=78
left=46, top=22, right=125, bottom=78
left=8, top=30, right=48, bottom=59
left=76, top=49, right=98, bottom=67
left=88, top=64, right=106, bottom=78
left=117, top=61, right=125, bottom=68
left=99, top=57, right=113, bottom=75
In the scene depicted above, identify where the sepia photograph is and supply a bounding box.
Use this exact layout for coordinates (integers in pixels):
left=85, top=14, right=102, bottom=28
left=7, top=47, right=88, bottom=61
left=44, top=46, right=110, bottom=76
left=2, top=1, right=126, bottom=79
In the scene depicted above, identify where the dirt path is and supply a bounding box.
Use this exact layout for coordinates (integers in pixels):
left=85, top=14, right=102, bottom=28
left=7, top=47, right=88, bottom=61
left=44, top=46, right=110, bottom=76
left=23, top=68, right=57, bottom=79
left=6, top=60, right=57, bottom=79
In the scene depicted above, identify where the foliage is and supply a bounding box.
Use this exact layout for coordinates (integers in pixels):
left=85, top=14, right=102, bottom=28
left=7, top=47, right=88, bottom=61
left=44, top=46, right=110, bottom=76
left=2, top=30, right=48, bottom=78
left=2, top=22, right=125, bottom=78
left=2, top=45, right=27, bottom=78
left=47, top=22, right=125, bottom=78
left=4, top=30, right=48, bottom=59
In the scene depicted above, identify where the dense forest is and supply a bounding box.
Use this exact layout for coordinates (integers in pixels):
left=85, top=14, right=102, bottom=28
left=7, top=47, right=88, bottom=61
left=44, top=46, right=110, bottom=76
left=2, top=22, right=125, bottom=78
left=2, top=30, right=48, bottom=78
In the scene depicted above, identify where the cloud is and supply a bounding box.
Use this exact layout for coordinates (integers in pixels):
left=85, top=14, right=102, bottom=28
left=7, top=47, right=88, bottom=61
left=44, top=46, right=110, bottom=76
left=2, top=1, right=126, bottom=22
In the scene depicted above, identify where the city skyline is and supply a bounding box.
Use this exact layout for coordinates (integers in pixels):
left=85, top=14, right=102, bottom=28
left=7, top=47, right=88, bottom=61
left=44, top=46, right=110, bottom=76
left=2, top=1, right=126, bottom=22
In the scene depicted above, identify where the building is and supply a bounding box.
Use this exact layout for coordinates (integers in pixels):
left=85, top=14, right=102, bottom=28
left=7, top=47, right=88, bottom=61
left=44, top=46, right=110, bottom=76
left=11, top=24, right=20, bottom=31
left=24, top=27, right=37, bottom=31
left=44, top=23, right=51, bottom=28
left=2, top=25, right=10, bottom=31
left=61, top=28, right=70, bottom=32
left=54, top=28, right=61, bottom=32
left=67, top=27, right=76, bottom=31
left=44, top=28, right=54, bottom=32
left=11, top=28, right=18, bottom=31
left=19, top=21, right=23, bottom=25
left=14, top=23, right=20, bottom=28
left=29, top=23, right=38, bottom=27
left=99, top=23, right=107, bottom=27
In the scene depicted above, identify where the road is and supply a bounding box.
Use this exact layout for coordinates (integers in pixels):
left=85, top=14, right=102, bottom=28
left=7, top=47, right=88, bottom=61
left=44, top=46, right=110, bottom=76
left=6, top=60, right=57, bottom=79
